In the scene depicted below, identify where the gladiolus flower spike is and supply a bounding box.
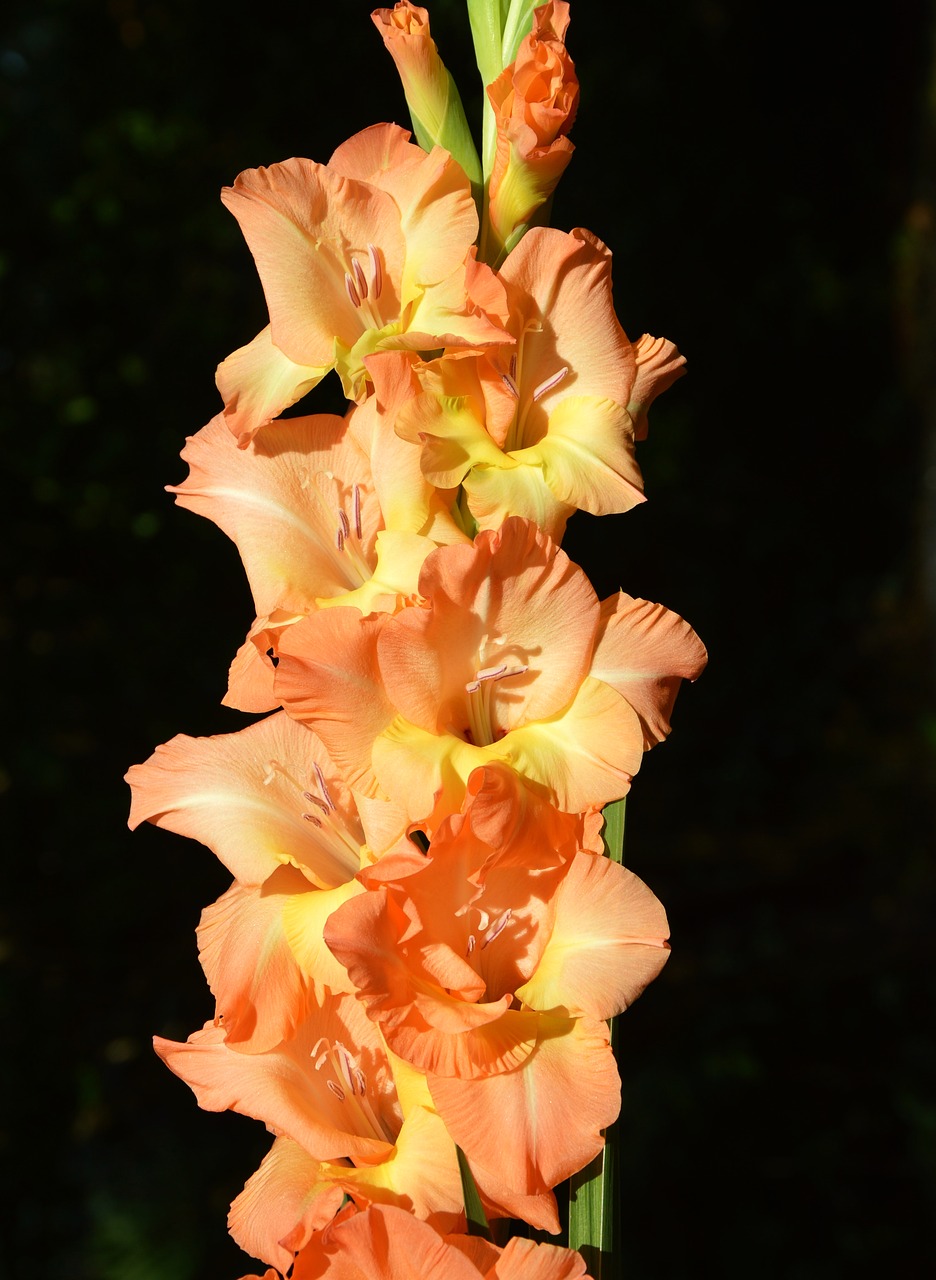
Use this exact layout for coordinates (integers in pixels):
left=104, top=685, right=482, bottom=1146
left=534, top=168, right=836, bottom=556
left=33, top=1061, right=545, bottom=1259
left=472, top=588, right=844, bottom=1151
left=125, top=3, right=704, bottom=1277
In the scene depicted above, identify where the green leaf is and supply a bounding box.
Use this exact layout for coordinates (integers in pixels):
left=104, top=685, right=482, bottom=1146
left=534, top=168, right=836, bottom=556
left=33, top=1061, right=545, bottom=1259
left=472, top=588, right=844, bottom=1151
left=457, top=1146, right=491, bottom=1238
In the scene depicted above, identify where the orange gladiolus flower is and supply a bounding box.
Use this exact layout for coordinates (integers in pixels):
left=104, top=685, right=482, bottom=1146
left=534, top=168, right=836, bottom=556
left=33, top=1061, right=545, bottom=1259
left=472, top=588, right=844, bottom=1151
left=484, top=1, right=579, bottom=259
left=155, top=992, right=464, bottom=1272
left=323, top=768, right=669, bottom=1211
left=242, top=1202, right=595, bottom=1279
left=397, top=226, right=685, bottom=541
left=274, top=517, right=706, bottom=826
left=170, top=361, right=467, bottom=711
left=126, top=712, right=412, bottom=1049
left=217, top=124, right=511, bottom=446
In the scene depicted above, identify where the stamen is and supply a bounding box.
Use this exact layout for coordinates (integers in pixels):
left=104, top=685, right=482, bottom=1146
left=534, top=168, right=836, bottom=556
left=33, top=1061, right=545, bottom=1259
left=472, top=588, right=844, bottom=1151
left=352, top=257, right=369, bottom=300
left=533, top=366, right=569, bottom=402
left=466, top=934, right=476, bottom=955
left=336, top=527, right=345, bottom=552
left=335, top=1043, right=355, bottom=1091
left=344, top=272, right=361, bottom=308
left=353, top=485, right=362, bottom=539
left=502, top=373, right=520, bottom=399
left=482, top=909, right=512, bottom=949
left=338, top=508, right=351, bottom=539
left=368, top=244, right=382, bottom=299
left=314, top=762, right=336, bottom=811
left=302, top=791, right=330, bottom=813
left=327, top=1079, right=346, bottom=1102
left=352, top=1067, right=367, bottom=1096
left=302, top=813, right=323, bottom=827
left=465, top=663, right=528, bottom=694
left=510, top=353, right=517, bottom=380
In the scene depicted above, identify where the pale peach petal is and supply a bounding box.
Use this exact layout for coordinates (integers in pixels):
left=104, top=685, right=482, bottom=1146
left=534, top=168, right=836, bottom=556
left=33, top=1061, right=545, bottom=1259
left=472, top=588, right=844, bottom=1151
left=590, top=592, right=708, bottom=748
left=223, top=616, right=285, bottom=714
left=215, top=327, right=326, bottom=448
left=515, top=854, right=670, bottom=1019
left=429, top=1015, right=619, bottom=1197
left=168, top=413, right=378, bottom=619
left=492, top=1235, right=591, bottom=1280
left=154, top=997, right=395, bottom=1166
left=228, top=1136, right=342, bottom=1273
left=328, top=122, right=423, bottom=185
left=126, top=712, right=363, bottom=888
left=197, top=868, right=312, bottom=1053
left=377, top=519, right=599, bottom=735
left=274, top=609, right=394, bottom=798
left=221, top=157, right=405, bottom=369
left=629, top=332, right=687, bottom=441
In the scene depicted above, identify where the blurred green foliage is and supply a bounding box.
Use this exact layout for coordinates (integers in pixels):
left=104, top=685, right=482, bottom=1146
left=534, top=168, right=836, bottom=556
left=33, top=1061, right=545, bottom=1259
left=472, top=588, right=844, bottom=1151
left=2, top=1, right=934, bottom=1276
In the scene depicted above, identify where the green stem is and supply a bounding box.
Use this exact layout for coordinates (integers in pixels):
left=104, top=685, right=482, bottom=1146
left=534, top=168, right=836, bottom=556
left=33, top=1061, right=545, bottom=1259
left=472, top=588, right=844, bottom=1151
left=567, top=797, right=626, bottom=1276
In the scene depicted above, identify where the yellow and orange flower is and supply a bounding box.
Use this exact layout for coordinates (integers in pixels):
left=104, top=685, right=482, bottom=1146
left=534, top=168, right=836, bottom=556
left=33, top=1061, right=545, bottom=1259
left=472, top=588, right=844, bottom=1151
left=217, top=123, right=511, bottom=445
left=322, top=766, right=669, bottom=1214
left=274, top=517, right=706, bottom=827
left=397, top=225, right=684, bottom=541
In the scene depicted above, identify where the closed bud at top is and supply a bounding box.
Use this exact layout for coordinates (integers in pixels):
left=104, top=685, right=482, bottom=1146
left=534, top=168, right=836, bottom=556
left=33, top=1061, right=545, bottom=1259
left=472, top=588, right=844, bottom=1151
left=372, top=2, right=482, bottom=195
left=483, top=1, right=578, bottom=262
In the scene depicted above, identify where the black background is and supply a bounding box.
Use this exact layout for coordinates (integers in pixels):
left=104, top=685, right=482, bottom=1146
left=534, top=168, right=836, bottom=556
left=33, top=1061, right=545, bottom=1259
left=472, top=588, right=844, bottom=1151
left=3, top=1, right=935, bottom=1276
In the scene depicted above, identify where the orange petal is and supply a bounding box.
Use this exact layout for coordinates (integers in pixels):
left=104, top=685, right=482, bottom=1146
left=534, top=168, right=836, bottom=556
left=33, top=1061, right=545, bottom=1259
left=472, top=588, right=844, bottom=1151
left=228, top=1136, right=342, bottom=1273
left=516, top=854, right=670, bottom=1019
left=429, top=1015, right=619, bottom=1197
left=168, top=412, right=378, bottom=618
left=197, top=867, right=312, bottom=1053
left=590, top=592, right=707, bottom=748
left=274, top=609, right=394, bottom=798
left=215, top=327, right=326, bottom=448
left=126, top=712, right=363, bottom=888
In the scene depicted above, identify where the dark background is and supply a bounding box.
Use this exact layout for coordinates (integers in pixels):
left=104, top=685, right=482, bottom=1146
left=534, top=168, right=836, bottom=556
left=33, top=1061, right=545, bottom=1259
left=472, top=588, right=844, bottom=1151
left=3, top=1, right=935, bottom=1276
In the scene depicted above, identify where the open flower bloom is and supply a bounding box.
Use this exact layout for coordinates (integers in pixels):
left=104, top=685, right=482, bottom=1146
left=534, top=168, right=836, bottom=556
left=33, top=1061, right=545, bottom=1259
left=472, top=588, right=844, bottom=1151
left=126, top=712, right=412, bottom=1049
left=323, top=770, right=669, bottom=1212
left=484, top=1, right=578, bottom=259
left=217, top=123, right=511, bottom=445
left=397, top=226, right=683, bottom=541
left=243, top=1202, right=594, bottom=1279
left=155, top=992, right=464, bottom=1272
left=274, top=517, right=706, bottom=827
left=170, top=360, right=467, bottom=711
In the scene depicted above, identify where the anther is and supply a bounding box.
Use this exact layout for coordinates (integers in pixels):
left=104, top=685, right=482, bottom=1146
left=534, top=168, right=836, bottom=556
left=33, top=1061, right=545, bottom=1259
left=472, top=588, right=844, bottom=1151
left=502, top=373, right=520, bottom=399
left=465, top=663, right=528, bottom=694
left=338, top=508, right=351, bottom=539
left=302, top=791, right=330, bottom=813
left=466, top=934, right=476, bottom=955
left=368, top=244, right=382, bottom=299
left=532, top=366, right=569, bottom=402
left=302, top=813, right=323, bottom=827
left=352, top=257, right=369, bottom=300
left=482, top=909, right=512, bottom=949
left=314, top=763, right=336, bottom=811
left=353, top=485, right=362, bottom=539
left=336, top=527, right=345, bottom=552
left=510, top=353, right=517, bottom=380
left=327, top=1080, right=346, bottom=1102
left=345, top=272, right=361, bottom=309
